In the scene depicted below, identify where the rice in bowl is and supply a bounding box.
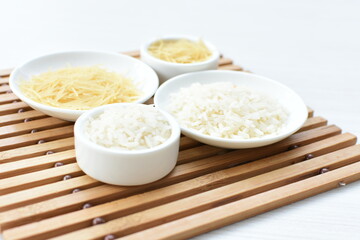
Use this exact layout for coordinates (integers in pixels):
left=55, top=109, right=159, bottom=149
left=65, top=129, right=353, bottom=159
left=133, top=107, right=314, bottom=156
left=169, top=82, right=289, bottom=139
left=84, top=105, right=172, bottom=150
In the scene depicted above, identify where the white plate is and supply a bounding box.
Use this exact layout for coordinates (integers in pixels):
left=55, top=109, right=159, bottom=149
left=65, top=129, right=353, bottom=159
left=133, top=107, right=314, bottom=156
left=154, top=70, right=308, bottom=149
left=9, top=50, right=159, bottom=121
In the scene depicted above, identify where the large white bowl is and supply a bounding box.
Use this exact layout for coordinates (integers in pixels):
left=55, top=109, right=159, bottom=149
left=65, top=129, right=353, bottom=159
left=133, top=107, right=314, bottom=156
left=74, top=103, right=181, bottom=186
left=154, top=70, right=308, bottom=149
left=141, top=35, right=220, bottom=84
left=9, top=51, right=159, bottom=121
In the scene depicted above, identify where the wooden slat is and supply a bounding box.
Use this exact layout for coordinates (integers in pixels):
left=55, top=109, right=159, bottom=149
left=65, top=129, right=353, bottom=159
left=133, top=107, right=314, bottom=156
left=0, top=137, right=74, bottom=163
left=0, top=93, right=19, bottom=104
left=0, top=102, right=29, bottom=116
left=307, top=106, right=314, bottom=117
left=0, top=176, right=100, bottom=212
left=218, top=65, right=243, bottom=71
left=0, top=80, right=8, bottom=86
left=0, top=163, right=83, bottom=195
left=38, top=144, right=360, bottom=240
left=218, top=58, right=233, bottom=66
left=0, top=149, right=76, bottom=179
left=0, top=84, right=11, bottom=93
left=2, top=133, right=356, bottom=239
left=298, top=116, right=327, bottom=132
left=0, top=70, right=12, bottom=77
left=179, top=136, right=202, bottom=150
left=0, top=127, right=346, bottom=231
left=122, top=157, right=360, bottom=240
left=0, top=117, right=72, bottom=139
left=0, top=125, right=74, bottom=152
left=0, top=110, right=48, bottom=127
left=177, top=145, right=227, bottom=164
left=121, top=50, right=140, bottom=58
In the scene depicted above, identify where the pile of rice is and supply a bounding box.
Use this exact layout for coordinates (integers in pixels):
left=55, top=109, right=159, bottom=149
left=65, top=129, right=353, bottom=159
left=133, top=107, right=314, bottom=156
left=85, top=105, right=172, bottom=150
left=169, top=82, right=288, bottom=139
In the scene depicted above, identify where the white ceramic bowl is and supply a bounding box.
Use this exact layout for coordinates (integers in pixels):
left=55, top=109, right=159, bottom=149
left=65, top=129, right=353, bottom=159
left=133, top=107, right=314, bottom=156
left=9, top=50, right=159, bottom=121
left=74, top=103, right=180, bottom=186
left=140, top=35, right=220, bottom=84
left=154, top=70, right=308, bottom=149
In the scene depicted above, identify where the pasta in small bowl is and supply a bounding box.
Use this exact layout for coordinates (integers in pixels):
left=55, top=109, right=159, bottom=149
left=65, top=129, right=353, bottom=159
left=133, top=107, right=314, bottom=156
left=141, top=35, right=220, bottom=83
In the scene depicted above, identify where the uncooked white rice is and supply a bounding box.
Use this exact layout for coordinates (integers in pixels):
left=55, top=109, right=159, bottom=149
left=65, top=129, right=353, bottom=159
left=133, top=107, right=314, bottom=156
left=169, top=82, right=288, bottom=139
left=85, top=105, right=172, bottom=150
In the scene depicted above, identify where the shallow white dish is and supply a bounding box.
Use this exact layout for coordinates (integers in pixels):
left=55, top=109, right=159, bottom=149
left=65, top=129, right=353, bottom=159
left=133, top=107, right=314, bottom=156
left=9, top=50, right=159, bottom=121
left=140, top=35, right=220, bottom=84
left=154, top=70, right=308, bottom=149
left=74, top=103, right=181, bottom=186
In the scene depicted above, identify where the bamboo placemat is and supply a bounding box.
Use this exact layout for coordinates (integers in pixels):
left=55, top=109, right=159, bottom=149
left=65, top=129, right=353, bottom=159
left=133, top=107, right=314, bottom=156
left=0, top=51, right=359, bottom=240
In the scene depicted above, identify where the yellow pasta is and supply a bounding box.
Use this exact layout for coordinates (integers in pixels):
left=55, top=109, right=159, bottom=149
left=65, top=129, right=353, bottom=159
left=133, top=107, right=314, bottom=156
left=148, top=39, right=212, bottom=64
left=20, top=66, right=141, bottom=110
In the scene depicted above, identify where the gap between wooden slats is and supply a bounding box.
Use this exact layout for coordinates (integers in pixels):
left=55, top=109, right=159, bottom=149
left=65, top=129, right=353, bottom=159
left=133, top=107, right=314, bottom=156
left=2, top=133, right=356, bottom=240
left=121, top=157, right=360, bottom=240
left=28, top=144, right=360, bottom=240
left=0, top=126, right=345, bottom=231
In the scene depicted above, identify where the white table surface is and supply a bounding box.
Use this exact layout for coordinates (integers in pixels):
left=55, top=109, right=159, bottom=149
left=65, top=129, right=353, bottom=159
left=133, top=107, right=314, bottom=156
left=1, top=0, right=359, bottom=239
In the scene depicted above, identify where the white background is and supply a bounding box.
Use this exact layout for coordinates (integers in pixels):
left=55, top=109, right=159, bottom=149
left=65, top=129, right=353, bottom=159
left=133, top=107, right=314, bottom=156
left=1, top=0, right=360, bottom=239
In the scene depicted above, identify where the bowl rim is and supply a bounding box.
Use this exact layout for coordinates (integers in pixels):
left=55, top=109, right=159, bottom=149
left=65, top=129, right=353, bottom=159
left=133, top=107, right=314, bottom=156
left=74, top=103, right=181, bottom=155
left=9, top=50, right=159, bottom=116
left=154, top=70, right=308, bottom=145
left=140, top=35, right=220, bottom=67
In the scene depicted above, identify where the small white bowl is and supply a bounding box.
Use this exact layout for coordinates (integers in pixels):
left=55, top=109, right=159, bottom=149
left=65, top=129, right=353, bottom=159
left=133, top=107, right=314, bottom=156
left=140, top=35, right=220, bottom=84
left=74, top=103, right=180, bottom=186
left=9, top=51, right=159, bottom=121
left=154, top=70, right=308, bottom=149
